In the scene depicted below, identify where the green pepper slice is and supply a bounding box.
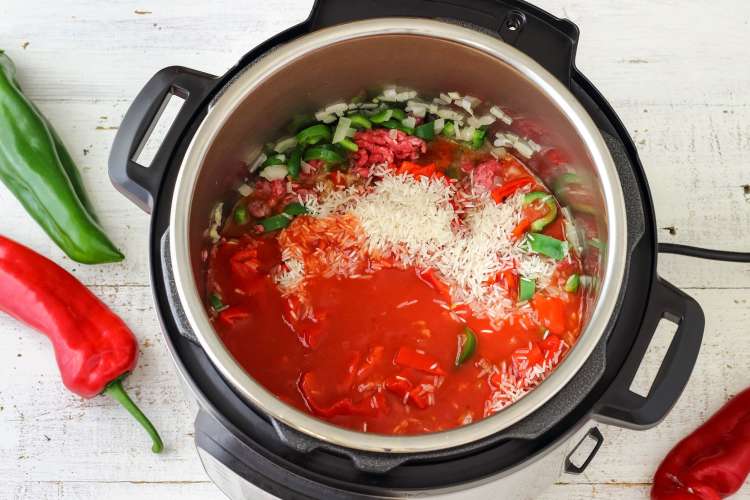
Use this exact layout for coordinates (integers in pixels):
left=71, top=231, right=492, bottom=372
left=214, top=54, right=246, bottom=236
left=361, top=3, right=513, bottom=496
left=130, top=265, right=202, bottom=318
left=523, top=192, right=559, bottom=232
left=381, top=119, right=415, bottom=135
left=303, top=145, right=344, bottom=165
left=470, top=128, right=487, bottom=149
left=525, top=233, right=567, bottom=261
left=348, top=114, right=372, bottom=130
left=442, top=120, right=456, bottom=138
left=287, top=147, right=302, bottom=179
left=261, top=154, right=286, bottom=169
left=233, top=205, right=249, bottom=225
left=259, top=202, right=308, bottom=233
left=209, top=293, right=228, bottom=312
left=337, top=138, right=359, bottom=152
left=519, top=277, right=536, bottom=301
left=455, top=326, right=477, bottom=366
left=296, top=124, right=332, bottom=146
left=370, top=109, right=393, bottom=124
left=415, top=121, right=435, bottom=140
left=565, top=274, right=580, bottom=293
left=389, top=108, right=407, bottom=120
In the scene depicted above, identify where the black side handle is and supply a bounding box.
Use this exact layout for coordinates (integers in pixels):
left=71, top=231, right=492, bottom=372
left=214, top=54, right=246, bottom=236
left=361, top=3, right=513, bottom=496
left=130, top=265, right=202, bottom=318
left=594, top=278, right=705, bottom=429
left=271, top=419, right=409, bottom=474
left=308, top=0, right=579, bottom=87
left=109, top=66, right=217, bottom=213
left=564, top=427, right=604, bottom=475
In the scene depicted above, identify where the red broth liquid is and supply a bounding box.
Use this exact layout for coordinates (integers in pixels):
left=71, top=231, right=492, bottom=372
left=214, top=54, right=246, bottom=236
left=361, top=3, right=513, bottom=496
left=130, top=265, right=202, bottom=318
left=206, top=138, right=583, bottom=435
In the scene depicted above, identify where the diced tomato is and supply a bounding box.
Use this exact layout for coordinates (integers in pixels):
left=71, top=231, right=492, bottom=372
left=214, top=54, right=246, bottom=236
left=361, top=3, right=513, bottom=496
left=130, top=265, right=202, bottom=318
left=491, top=177, right=534, bottom=204
left=218, top=306, right=251, bottom=326
left=532, top=295, right=567, bottom=335
left=394, top=346, right=446, bottom=375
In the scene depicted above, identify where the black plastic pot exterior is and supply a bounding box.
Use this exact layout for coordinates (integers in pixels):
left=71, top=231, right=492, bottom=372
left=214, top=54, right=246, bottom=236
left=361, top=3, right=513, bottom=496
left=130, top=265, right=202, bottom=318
left=109, top=0, right=704, bottom=497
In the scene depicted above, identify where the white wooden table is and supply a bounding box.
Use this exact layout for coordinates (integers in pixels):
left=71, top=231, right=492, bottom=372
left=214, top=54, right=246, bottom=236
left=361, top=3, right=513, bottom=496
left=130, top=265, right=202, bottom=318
left=1, top=1, right=749, bottom=498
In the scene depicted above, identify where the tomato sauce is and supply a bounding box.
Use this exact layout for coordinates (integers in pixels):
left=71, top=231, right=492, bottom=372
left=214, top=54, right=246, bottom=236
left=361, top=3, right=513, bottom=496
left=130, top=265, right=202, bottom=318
left=205, top=125, right=584, bottom=435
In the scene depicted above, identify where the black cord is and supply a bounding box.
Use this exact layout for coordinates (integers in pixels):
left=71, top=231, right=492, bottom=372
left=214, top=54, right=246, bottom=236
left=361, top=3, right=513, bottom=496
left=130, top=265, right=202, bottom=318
left=658, top=243, right=750, bottom=263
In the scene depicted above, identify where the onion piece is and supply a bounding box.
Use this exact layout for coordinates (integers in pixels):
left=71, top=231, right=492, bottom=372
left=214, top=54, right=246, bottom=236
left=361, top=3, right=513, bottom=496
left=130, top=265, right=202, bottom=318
left=260, top=164, right=288, bottom=181
left=273, top=136, right=297, bottom=153
left=490, top=105, right=513, bottom=125
left=325, top=102, right=349, bottom=116
left=332, top=117, right=352, bottom=144
left=248, top=152, right=267, bottom=173
left=402, top=116, right=417, bottom=129
left=237, top=183, right=253, bottom=197
left=434, top=118, right=446, bottom=134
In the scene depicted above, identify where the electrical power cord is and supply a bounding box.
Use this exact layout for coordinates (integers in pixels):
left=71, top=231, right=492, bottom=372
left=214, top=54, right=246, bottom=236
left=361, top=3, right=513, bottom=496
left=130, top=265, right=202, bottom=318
left=658, top=243, right=750, bottom=263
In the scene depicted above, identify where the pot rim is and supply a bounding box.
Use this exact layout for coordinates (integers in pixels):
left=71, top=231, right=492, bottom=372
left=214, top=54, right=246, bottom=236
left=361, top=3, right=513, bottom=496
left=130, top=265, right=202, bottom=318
left=170, top=18, right=628, bottom=454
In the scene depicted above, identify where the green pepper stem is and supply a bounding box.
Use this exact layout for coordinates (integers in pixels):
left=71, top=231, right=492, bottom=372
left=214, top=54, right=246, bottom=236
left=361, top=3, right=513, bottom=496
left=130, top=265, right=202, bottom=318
left=104, top=378, right=164, bottom=453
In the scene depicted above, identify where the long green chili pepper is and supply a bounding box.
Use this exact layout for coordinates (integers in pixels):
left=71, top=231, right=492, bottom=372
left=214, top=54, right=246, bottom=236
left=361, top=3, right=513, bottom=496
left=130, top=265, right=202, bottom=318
left=0, top=51, right=123, bottom=264
left=524, top=192, right=559, bottom=232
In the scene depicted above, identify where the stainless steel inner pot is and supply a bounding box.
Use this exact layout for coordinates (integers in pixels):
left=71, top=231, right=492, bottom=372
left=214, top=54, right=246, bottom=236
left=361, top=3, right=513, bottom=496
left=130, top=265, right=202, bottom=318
left=170, top=18, right=627, bottom=453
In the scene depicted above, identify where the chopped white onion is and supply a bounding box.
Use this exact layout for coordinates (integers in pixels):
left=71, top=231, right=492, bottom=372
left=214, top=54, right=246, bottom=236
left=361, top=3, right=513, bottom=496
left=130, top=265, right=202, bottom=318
left=468, top=114, right=496, bottom=128
left=209, top=203, right=223, bottom=243
left=434, top=118, right=446, bottom=134
left=359, top=103, right=379, bottom=109
left=237, top=183, right=253, bottom=197
left=439, top=93, right=453, bottom=104
left=383, top=87, right=398, bottom=99
left=447, top=91, right=461, bottom=100
left=325, top=102, right=349, bottom=116
left=513, top=140, right=535, bottom=159
left=315, top=110, right=337, bottom=123
left=490, top=147, right=507, bottom=159
left=333, top=117, right=352, bottom=143
left=396, top=90, right=417, bottom=102
left=345, top=127, right=356, bottom=138
left=260, top=164, right=288, bottom=181
left=455, top=98, right=474, bottom=115
left=402, top=116, right=417, bottom=129
left=406, top=100, right=427, bottom=118
left=273, top=136, right=297, bottom=153
left=528, top=139, right=542, bottom=153
left=436, top=107, right=465, bottom=123
left=388, top=129, right=399, bottom=140
left=248, top=153, right=267, bottom=173
left=490, top=105, right=513, bottom=125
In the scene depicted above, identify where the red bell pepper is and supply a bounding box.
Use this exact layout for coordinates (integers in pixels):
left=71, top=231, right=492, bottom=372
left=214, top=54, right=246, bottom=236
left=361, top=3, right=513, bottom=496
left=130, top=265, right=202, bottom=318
left=532, top=294, right=567, bottom=335
left=491, top=177, right=534, bottom=204
left=652, top=388, right=750, bottom=500
left=394, top=346, right=446, bottom=375
left=298, top=372, right=387, bottom=418
left=418, top=268, right=452, bottom=301
left=0, top=235, right=162, bottom=452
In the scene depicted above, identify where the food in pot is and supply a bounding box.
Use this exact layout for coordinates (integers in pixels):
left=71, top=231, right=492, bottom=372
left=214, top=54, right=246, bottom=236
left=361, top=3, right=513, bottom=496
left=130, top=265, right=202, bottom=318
left=204, top=88, right=584, bottom=435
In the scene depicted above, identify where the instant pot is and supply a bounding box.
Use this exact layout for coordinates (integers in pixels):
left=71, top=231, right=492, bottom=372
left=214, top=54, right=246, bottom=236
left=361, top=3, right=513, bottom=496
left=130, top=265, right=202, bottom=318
left=108, top=1, right=718, bottom=498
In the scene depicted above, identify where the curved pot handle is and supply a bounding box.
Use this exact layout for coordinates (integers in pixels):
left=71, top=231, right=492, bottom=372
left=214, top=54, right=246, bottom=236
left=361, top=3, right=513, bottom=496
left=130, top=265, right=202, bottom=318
left=308, top=0, right=580, bottom=87
left=594, top=277, right=704, bottom=429
left=109, top=66, right=216, bottom=213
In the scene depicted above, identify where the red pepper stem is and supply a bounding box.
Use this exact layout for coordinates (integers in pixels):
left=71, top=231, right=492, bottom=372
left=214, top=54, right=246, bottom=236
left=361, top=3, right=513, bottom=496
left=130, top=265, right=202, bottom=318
left=104, top=377, right=164, bottom=453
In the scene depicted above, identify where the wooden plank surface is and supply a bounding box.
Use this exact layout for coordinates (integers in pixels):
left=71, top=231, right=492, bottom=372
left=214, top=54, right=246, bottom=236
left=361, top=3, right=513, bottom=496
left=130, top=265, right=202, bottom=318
left=1, top=0, right=749, bottom=498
